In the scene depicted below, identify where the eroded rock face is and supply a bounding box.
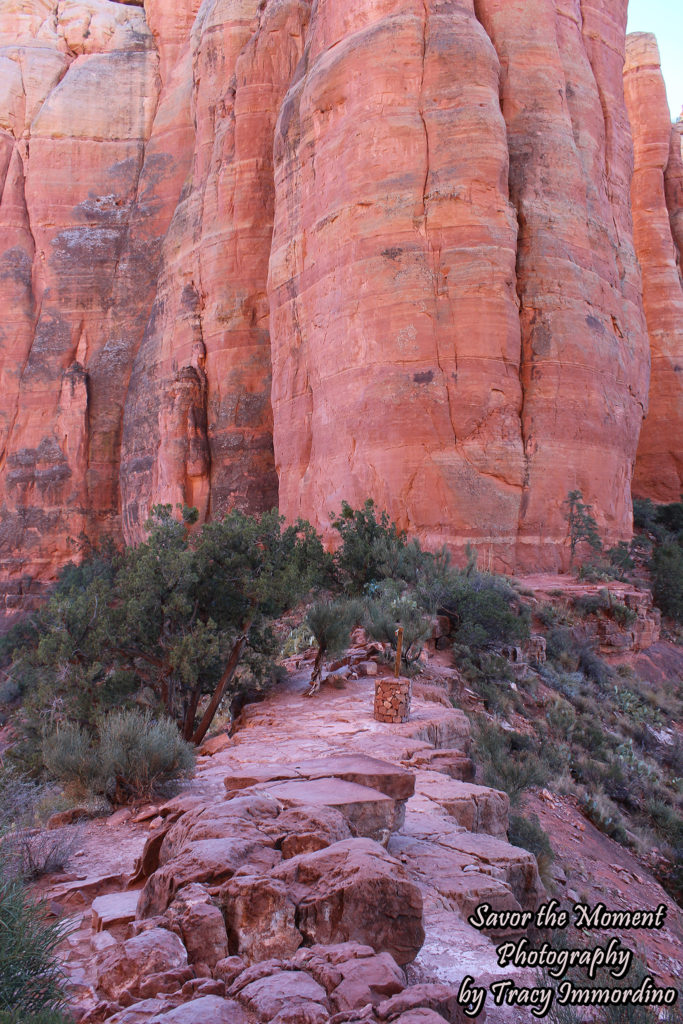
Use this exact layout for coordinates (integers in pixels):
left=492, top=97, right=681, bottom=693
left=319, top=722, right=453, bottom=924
left=0, top=0, right=161, bottom=608
left=268, top=0, right=527, bottom=566
left=0, top=0, right=676, bottom=604
left=625, top=34, right=683, bottom=502
left=269, top=0, right=649, bottom=571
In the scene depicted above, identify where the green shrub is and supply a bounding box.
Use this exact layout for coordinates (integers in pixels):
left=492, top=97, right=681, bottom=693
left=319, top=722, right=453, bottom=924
left=0, top=855, right=68, bottom=1016
left=43, top=709, right=195, bottom=803
left=572, top=592, right=609, bottom=617
left=472, top=722, right=551, bottom=807
left=654, top=497, right=683, bottom=540
left=329, top=499, right=440, bottom=594
left=577, top=645, right=612, bottom=688
left=97, top=710, right=195, bottom=802
left=564, top=490, right=602, bottom=567
left=580, top=789, right=630, bottom=845
left=0, top=1013, right=73, bottom=1024
left=546, top=696, right=576, bottom=739
left=632, top=496, right=660, bottom=534
left=508, top=812, right=554, bottom=878
left=7, top=508, right=328, bottom=748
left=544, top=626, right=576, bottom=663
left=42, top=724, right=95, bottom=798
left=435, top=572, right=529, bottom=650
left=650, top=538, right=683, bottom=622
left=364, top=588, right=432, bottom=670
left=329, top=500, right=407, bottom=594
left=611, top=602, right=637, bottom=628
left=0, top=766, right=43, bottom=832
left=305, top=598, right=362, bottom=684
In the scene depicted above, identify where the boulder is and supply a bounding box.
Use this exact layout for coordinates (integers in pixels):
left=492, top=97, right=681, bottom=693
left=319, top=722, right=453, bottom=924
left=91, top=890, right=140, bottom=933
left=165, top=884, right=228, bottom=968
left=377, top=983, right=474, bottom=1023
left=96, top=928, right=188, bottom=1000
left=137, top=966, right=194, bottom=998
left=149, top=996, right=249, bottom=1024
left=138, top=835, right=275, bottom=917
left=329, top=953, right=405, bottom=1012
left=106, top=999, right=182, bottom=1024
left=273, top=839, right=424, bottom=966
left=271, top=1005, right=331, bottom=1024
left=392, top=1012, right=450, bottom=1024
left=274, top=805, right=353, bottom=859
left=222, top=875, right=302, bottom=962
left=237, top=970, right=328, bottom=1020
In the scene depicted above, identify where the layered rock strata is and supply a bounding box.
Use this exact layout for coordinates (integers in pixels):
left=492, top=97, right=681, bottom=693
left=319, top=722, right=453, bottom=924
left=0, top=0, right=674, bottom=604
left=624, top=34, right=683, bottom=502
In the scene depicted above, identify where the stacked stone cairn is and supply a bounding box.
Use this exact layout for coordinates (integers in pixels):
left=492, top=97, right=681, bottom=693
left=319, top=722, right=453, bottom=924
left=374, top=677, right=411, bottom=723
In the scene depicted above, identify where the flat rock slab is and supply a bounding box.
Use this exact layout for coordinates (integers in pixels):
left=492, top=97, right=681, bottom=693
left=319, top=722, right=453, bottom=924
left=92, top=889, right=140, bottom=932
left=52, top=873, right=125, bottom=904
left=389, top=708, right=470, bottom=752
left=388, top=835, right=522, bottom=921
left=406, top=749, right=475, bottom=782
left=294, top=753, right=416, bottom=800
left=224, top=766, right=301, bottom=793
left=262, top=778, right=401, bottom=841
left=413, top=773, right=509, bottom=840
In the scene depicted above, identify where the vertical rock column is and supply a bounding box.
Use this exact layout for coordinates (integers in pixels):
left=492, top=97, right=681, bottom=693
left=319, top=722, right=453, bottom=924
left=625, top=33, right=683, bottom=502
left=473, top=0, right=649, bottom=567
left=120, top=0, right=310, bottom=542
left=0, top=0, right=160, bottom=602
left=269, top=0, right=526, bottom=566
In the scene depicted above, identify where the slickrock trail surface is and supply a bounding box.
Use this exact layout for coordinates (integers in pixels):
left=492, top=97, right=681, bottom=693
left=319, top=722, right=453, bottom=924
left=39, top=662, right=683, bottom=1024
left=0, top=0, right=681, bottom=610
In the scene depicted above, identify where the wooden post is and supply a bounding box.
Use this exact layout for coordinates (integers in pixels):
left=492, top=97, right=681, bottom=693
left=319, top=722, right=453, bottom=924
left=394, top=627, right=403, bottom=677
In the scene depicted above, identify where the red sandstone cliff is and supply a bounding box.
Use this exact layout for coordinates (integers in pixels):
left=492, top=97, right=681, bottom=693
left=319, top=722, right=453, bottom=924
left=624, top=33, right=683, bottom=503
left=0, top=0, right=676, bottom=606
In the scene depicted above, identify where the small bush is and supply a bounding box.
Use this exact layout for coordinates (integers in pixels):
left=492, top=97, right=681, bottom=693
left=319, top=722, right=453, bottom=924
left=0, top=1013, right=73, bottom=1024
left=544, top=626, right=575, bottom=663
left=42, top=724, right=96, bottom=798
left=43, top=710, right=195, bottom=803
left=632, top=496, right=660, bottom=534
left=508, top=812, right=554, bottom=881
left=330, top=500, right=407, bottom=594
left=364, top=589, right=432, bottom=669
left=3, top=828, right=81, bottom=882
left=435, top=572, right=529, bottom=650
left=650, top=538, right=683, bottom=622
left=0, top=854, right=68, bottom=1016
left=546, top=696, right=576, bottom=739
left=577, top=645, right=612, bottom=688
left=564, top=490, right=602, bottom=566
left=572, top=592, right=609, bottom=617
left=306, top=599, right=360, bottom=659
left=97, top=710, right=195, bottom=802
left=0, top=766, right=43, bottom=832
left=305, top=598, right=362, bottom=684
left=473, top=722, right=551, bottom=807
left=580, top=789, right=630, bottom=845
left=655, top=497, right=683, bottom=540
